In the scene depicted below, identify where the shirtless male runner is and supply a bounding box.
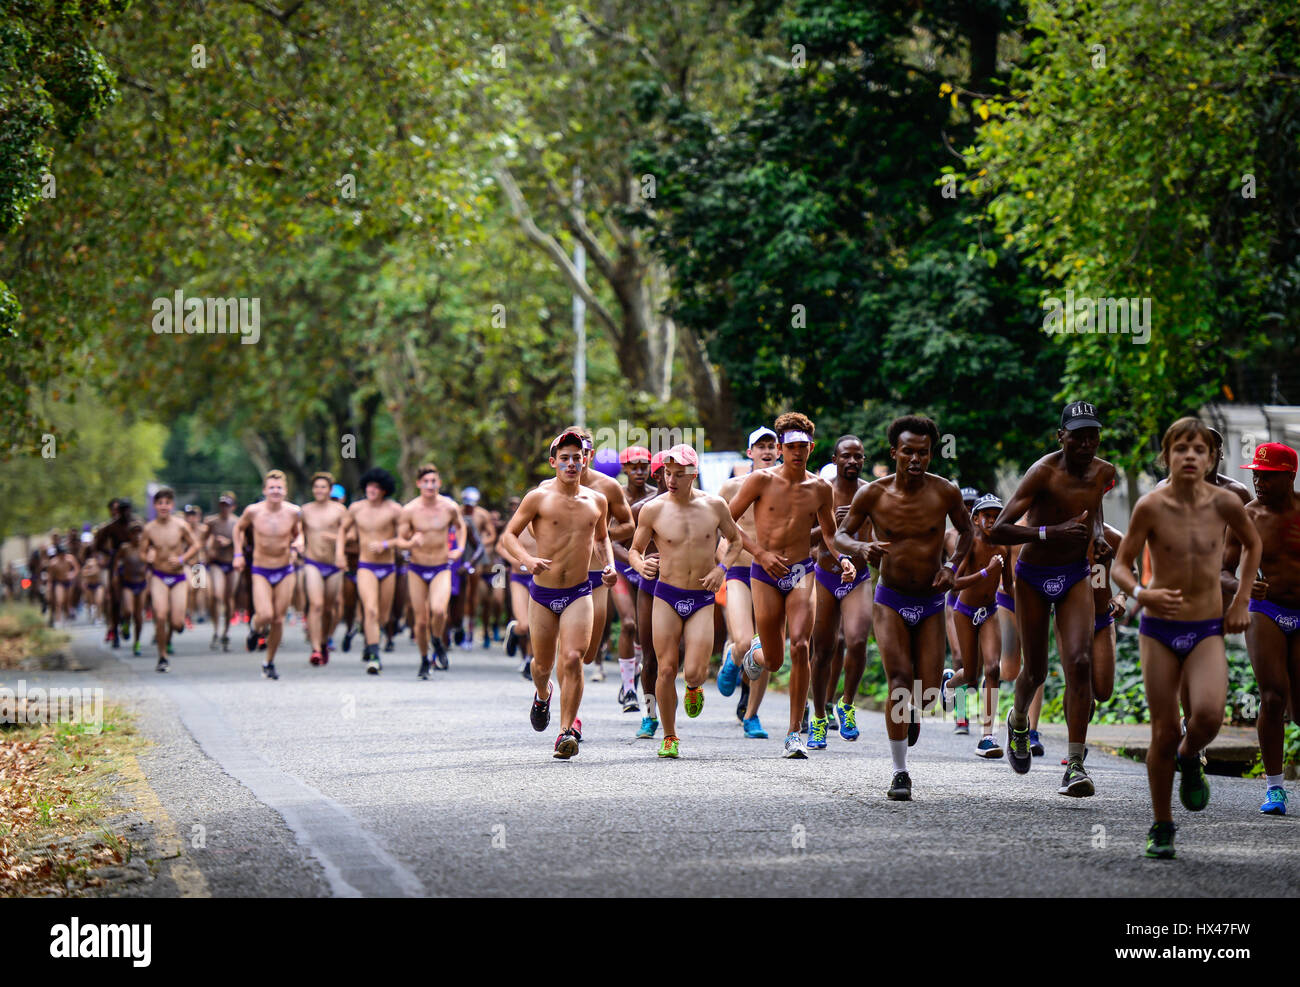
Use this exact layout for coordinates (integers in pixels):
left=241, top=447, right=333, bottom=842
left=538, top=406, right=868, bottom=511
left=183, top=505, right=208, bottom=630
left=80, top=553, right=104, bottom=624
left=1113, top=418, right=1260, bottom=858
left=140, top=487, right=201, bottom=672
left=232, top=470, right=303, bottom=680
left=630, top=455, right=668, bottom=739
left=990, top=401, right=1116, bottom=798
left=399, top=464, right=467, bottom=679
left=500, top=428, right=614, bottom=759
left=835, top=415, right=971, bottom=798
left=940, top=493, right=1011, bottom=757
left=116, top=521, right=149, bottom=656
left=46, top=541, right=80, bottom=628
left=944, top=485, right=980, bottom=726
left=1228, top=442, right=1300, bottom=816
left=336, top=467, right=406, bottom=675
left=629, top=444, right=745, bottom=757
left=611, top=445, right=654, bottom=710
left=300, top=472, right=349, bottom=666
left=808, top=435, right=874, bottom=749
left=716, top=427, right=781, bottom=739
left=204, top=492, right=239, bottom=651
left=729, top=413, right=856, bottom=759
left=92, top=498, right=135, bottom=647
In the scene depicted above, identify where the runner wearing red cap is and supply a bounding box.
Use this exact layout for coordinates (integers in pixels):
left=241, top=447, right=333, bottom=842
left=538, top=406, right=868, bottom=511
left=729, top=413, right=855, bottom=758
left=628, top=444, right=746, bottom=757
left=716, top=427, right=781, bottom=738
left=611, top=444, right=655, bottom=710
left=1113, top=418, right=1261, bottom=858
left=1229, top=441, right=1300, bottom=816
left=500, top=428, right=616, bottom=758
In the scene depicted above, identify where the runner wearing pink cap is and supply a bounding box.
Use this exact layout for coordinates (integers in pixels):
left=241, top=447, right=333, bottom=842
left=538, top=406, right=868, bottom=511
left=729, top=413, right=855, bottom=758
left=1229, top=440, right=1300, bottom=816
left=1112, top=418, right=1261, bottom=858
left=629, top=444, right=746, bottom=757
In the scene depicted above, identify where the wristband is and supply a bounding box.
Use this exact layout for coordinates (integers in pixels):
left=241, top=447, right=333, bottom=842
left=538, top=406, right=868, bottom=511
left=383, top=540, right=389, bottom=550
left=1038, top=526, right=1047, bottom=541
left=979, top=567, right=988, bottom=579
left=837, top=553, right=851, bottom=566
left=716, top=562, right=726, bottom=572
left=1134, top=586, right=1144, bottom=605
left=946, top=561, right=958, bottom=572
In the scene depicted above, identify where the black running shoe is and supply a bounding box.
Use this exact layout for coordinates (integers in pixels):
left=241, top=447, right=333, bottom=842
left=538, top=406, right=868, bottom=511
left=453, top=626, right=465, bottom=646
left=736, top=681, right=750, bottom=723
left=383, top=638, right=394, bottom=653
left=342, top=628, right=355, bottom=652
left=907, top=705, right=921, bottom=747
left=1058, top=758, right=1095, bottom=797
left=246, top=627, right=260, bottom=652
left=505, top=621, right=518, bottom=657
left=1178, top=753, right=1210, bottom=812
left=365, top=647, right=381, bottom=675
left=1144, top=821, right=1176, bottom=860
left=418, top=657, right=430, bottom=680
left=530, top=686, right=552, bottom=732
left=620, top=688, right=640, bottom=714
left=1006, top=710, right=1031, bottom=774
left=887, top=771, right=912, bottom=801
left=520, top=659, right=532, bottom=681
left=433, top=640, right=449, bottom=671
left=155, top=657, right=169, bottom=673
left=262, top=661, right=278, bottom=680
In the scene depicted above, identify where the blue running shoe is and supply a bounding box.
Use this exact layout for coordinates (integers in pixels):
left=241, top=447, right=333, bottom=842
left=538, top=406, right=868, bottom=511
left=807, top=715, right=828, bottom=749
left=1261, top=786, right=1288, bottom=815
left=743, top=716, right=768, bottom=739
left=636, top=716, right=659, bottom=739
left=717, top=642, right=740, bottom=697
left=835, top=700, right=859, bottom=741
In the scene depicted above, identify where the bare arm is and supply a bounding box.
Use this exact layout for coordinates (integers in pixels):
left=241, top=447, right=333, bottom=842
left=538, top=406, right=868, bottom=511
left=816, top=484, right=855, bottom=582
left=628, top=502, right=660, bottom=580
left=334, top=509, right=354, bottom=569
left=1222, top=494, right=1262, bottom=633
left=726, top=472, right=783, bottom=574
left=498, top=491, right=550, bottom=572
left=833, top=484, right=886, bottom=566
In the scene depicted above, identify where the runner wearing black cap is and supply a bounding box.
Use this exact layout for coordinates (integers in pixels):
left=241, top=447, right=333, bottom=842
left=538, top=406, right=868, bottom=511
left=499, top=428, right=615, bottom=759
left=1228, top=441, right=1300, bottom=816
left=990, top=401, right=1116, bottom=796
left=941, top=493, right=1011, bottom=756
left=1112, top=418, right=1260, bottom=858
left=835, top=415, right=971, bottom=798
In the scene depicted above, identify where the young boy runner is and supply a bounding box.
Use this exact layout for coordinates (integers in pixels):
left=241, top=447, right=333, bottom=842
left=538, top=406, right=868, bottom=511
left=300, top=472, right=349, bottom=666
left=835, top=415, right=971, bottom=798
left=116, top=521, right=149, bottom=655
left=942, top=493, right=1011, bottom=756
left=1112, top=418, right=1261, bottom=858
left=628, top=444, right=745, bottom=757
left=499, top=429, right=615, bottom=759
left=204, top=493, right=239, bottom=652
left=728, top=413, right=856, bottom=759
left=398, top=464, right=467, bottom=679
left=233, top=470, right=304, bottom=680
left=140, top=488, right=202, bottom=672
left=1229, top=442, right=1300, bottom=815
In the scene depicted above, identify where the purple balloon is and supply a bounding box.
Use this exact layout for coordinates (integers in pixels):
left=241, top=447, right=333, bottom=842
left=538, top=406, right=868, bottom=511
left=591, top=448, right=622, bottom=478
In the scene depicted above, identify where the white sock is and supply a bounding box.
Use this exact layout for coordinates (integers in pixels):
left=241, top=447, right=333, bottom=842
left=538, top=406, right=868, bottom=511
left=890, top=739, right=908, bottom=773
left=1266, top=773, right=1285, bottom=789
left=645, top=695, right=657, bottom=718
left=619, top=657, right=636, bottom=692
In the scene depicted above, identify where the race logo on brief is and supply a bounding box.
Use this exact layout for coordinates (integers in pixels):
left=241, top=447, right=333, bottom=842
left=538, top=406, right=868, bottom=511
left=900, top=606, right=924, bottom=625
left=1043, top=576, right=1066, bottom=597
left=549, top=597, right=569, bottom=613
left=1172, top=633, right=1196, bottom=653
left=674, top=599, right=692, bottom=617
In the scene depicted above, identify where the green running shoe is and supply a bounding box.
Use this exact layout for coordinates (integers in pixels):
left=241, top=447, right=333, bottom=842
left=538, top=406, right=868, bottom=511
left=1144, top=821, right=1176, bottom=859
left=132, top=640, right=142, bottom=657
left=684, top=686, right=704, bottom=718
left=1178, top=753, right=1210, bottom=812
left=658, top=735, right=680, bottom=758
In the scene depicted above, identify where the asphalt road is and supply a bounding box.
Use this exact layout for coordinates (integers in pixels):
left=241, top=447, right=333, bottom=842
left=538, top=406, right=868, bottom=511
left=17, top=617, right=1300, bottom=897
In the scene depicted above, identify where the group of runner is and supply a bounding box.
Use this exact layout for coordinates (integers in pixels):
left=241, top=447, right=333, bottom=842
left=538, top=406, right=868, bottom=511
left=19, top=401, right=1299, bottom=860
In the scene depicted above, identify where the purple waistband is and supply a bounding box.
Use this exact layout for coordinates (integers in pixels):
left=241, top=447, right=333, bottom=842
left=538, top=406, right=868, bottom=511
left=509, top=572, right=533, bottom=588
left=408, top=561, right=451, bottom=583
left=750, top=557, right=814, bottom=594
left=652, top=579, right=716, bottom=620
left=1138, top=615, right=1223, bottom=659
left=996, top=590, right=1015, bottom=612
left=303, top=556, right=340, bottom=580
left=529, top=578, right=593, bottom=614
left=725, top=565, right=751, bottom=586
left=874, top=583, right=947, bottom=627
left=1249, top=598, right=1300, bottom=636
left=615, top=560, right=642, bottom=586
left=250, top=563, right=295, bottom=587
left=953, top=597, right=993, bottom=626
left=151, top=568, right=188, bottom=588
left=588, top=569, right=609, bottom=592
left=124, top=579, right=147, bottom=595
left=357, top=560, right=396, bottom=581
left=1014, top=558, right=1091, bottom=602
left=814, top=563, right=869, bottom=602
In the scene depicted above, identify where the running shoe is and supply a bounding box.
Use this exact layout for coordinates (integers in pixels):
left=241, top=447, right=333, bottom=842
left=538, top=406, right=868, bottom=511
left=553, top=729, right=579, bottom=759
left=246, top=626, right=260, bottom=652
left=1144, top=821, right=1176, bottom=860
left=736, top=681, right=750, bottom=723
left=1260, top=786, right=1288, bottom=815
left=954, top=718, right=970, bottom=736
left=520, top=659, right=532, bottom=681
left=530, top=685, right=553, bottom=732
left=1030, top=730, right=1045, bottom=757
left=827, top=706, right=839, bottom=731
left=807, top=715, right=828, bottom=750
left=1006, top=710, right=1031, bottom=774
left=976, top=735, right=1003, bottom=758
left=342, top=628, right=355, bottom=652
left=482, top=633, right=491, bottom=650
left=155, top=657, right=169, bottom=673
left=801, top=703, right=810, bottom=735
left=261, top=661, right=278, bottom=680
left=310, top=650, right=323, bottom=667
left=940, top=669, right=956, bottom=713
left=210, top=635, right=220, bottom=652
left=383, top=638, right=395, bottom=653
left=418, top=657, right=430, bottom=680
left=591, top=666, right=606, bottom=683
left=504, top=620, right=518, bottom=657
left=433, top=641, right=449, bottom=671
left=887, top=771, right=912, bottom=801
left=221, top=635, right=229, bottom=652
left=685, top=686, right=704, bottom=718
left=657, top=736, right=680, bottom=758
left=366, top=653, right=382, bottom=675
left=1059, top=759, right=1095, bottom=797
left=835, top=700, right=859, bottom=741
left=319, top=644, right=329, bottom=665
left=717, top=642, right=741, bottom=696
left=636, top=715, right=659, bottom=739
left=132, top=641, right=142, bottom=657
left=743, top=716, right=768, bottom=739
left=1177, top=753, right=1210, bottom=812
left=167, top=641, right=174, bottom=656
left=619, top=688, right=640, bottom=714
left=741, top=635, right=763, bottom=681
left=783, top=732, right=808, bottom=759
left=572, top=719, right=583, bottom=743
left=907, top=705, right=920, bottom=747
